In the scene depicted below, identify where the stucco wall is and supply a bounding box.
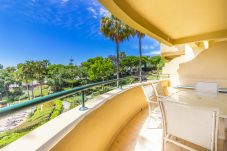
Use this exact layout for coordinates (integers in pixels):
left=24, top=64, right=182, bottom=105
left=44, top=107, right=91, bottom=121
left=51, top=86, right=147, bottom=151
left=178, top=41, right=227, bottom=87
left=162, top=44, right=199, bottom=86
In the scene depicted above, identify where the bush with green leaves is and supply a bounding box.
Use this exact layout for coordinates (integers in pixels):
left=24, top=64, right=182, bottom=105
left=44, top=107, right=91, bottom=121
left=50, top=100, right=63, bottom=120
left=0, top=100, right=63, bottom=148
left=0, top=132, right=28, bottom=148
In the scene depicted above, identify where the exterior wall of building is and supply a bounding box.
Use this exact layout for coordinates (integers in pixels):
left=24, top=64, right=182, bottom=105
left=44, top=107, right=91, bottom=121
left=162, top=43, right=200, bottom=85
left=51, top=86, right=147, bottom=151
left=178, top=41, right=227, bottom=87
left=161, top=41, right=213, bottom=86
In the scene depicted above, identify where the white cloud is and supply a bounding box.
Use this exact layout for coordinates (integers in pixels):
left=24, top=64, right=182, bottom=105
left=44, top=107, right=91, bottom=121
left=91, top=0, right=99, bottom=7
left=87, top=6, right=110, bottom=19
left=142, top=44, right=155, bottom=50
left=87, top=7, right=98, bottom=18
left=87, top=7, right=97, bottom=15
left=133, top=44, right=157, bottom=50
left=144, top=50, right=160, bottom=56
left=99, top=7, right=110, bottom=17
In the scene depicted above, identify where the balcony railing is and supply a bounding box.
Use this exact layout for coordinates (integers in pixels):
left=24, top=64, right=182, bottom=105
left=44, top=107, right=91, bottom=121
left=0, top=74, right=169, bottom=149
left=0, top=74, right=169, bottom=116
left=0, top=76, right=139, bottom=116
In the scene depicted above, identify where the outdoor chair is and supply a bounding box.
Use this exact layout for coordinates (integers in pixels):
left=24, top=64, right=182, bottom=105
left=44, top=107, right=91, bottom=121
left=141, top=82, right=158, bottom=117
left=158, top=97, right=219, bottom=151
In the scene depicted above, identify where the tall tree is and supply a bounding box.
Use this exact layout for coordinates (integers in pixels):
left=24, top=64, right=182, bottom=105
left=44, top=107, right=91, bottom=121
left=69, top=57, right=74, bottom=66
left=100, top=15, right=133, bottom=87
left=47, top=64, right=66, bottom=92
left=64, top=64, right=79, bottom=88
left=34, top=60, right=49, bottom=96
left=86, top=57, right=114, bottom=81
left=135, top=31, right=145, bottom=82
left=149, top=56, right=165, bottom=77
left=0, top=67, right=17, bottom=98
left=121, top=56, right=139, bottom=74
left=0, top=64, right=3, bottom=70
left=16, top=61, right=36, bottom=100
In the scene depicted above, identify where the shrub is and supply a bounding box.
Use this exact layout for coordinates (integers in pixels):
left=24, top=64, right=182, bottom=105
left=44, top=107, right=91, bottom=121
left=0, top=132, right=28, bottom=148
left=50, top=100, right=63, bottom=120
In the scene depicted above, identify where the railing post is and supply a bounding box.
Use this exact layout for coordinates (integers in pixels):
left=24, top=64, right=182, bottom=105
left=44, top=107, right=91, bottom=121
left=79, top=90, right=88, bottom=111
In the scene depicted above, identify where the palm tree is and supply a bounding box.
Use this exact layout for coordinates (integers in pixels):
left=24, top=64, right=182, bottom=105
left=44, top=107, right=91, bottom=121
left=135, top=31, right=145, bottom=82
left=15, top=64, right=31, bottom=100
left=16, top=61, right=36, bottom=100
left=26, top=61, right=36, bottom=99
left=100, top=15, right=133, bottom=87
left=34, top=60, right=49, bottom=96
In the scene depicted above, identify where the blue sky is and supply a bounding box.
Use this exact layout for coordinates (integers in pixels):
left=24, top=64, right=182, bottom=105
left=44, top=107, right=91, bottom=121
left=0, top=0, right=160, bottom=67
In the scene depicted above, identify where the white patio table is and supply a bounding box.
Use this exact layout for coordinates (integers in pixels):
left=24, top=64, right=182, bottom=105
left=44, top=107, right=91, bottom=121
left=165, top=88, right=227, bottom=150
left=167, top=89, right=227, bottom=118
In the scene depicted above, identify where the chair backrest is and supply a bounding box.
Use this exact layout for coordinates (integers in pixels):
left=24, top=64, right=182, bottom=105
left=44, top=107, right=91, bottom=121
left=156, top=79, right=171, bottom=96
left=141, top=83, right=158, bottom=102
left=159, top=99, right=218, bottom=150
left=195, top=82, right=218, bottom=94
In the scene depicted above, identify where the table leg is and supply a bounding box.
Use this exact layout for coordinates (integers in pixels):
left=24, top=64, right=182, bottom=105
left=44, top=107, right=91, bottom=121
left=218, top=118, right=226, bottom=151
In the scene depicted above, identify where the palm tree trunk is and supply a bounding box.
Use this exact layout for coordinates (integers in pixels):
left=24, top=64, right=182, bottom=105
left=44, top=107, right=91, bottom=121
left=40, top=82, right=43, bottom=96
left=116, top=42, right=120, bottom=87
left=26, top=83, right=30, bottom=100
left=139, top=36, right=142, bottom=82
left=31, top=82, right=34, bottom=99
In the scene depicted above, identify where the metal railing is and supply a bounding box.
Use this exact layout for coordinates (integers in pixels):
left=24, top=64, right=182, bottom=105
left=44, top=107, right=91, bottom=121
left=0, top=76, right=140, bottom=117
left=0, top=73, right=171, bottom=117
left=0, top=74, right=169, bottom=117
left=0, top=74, right=171, bottom=148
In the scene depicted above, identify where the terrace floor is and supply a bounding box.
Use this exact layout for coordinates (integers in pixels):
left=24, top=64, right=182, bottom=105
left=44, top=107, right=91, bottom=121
left=109, top=106, right=227, bottom=151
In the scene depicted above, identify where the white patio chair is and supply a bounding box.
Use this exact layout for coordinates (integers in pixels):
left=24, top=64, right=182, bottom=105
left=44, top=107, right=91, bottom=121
left=141, top=83, right=159, bottom=116
left=195, top=82, right=218, bottom=94
left=158, top=97, right=219, bottom=151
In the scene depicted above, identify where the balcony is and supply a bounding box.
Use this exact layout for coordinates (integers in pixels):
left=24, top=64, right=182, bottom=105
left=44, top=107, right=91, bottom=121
left=1, top=77, right=226, bottom=151
left=1, top=0, right=227, bottom=150
left=0, top=79, right=149, bottom=151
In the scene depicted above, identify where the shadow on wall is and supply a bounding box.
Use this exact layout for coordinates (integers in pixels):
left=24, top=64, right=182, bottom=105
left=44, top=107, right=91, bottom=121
left=51, top=86, right=147, bottom=151
left=178, top=41, right=227, bottom=87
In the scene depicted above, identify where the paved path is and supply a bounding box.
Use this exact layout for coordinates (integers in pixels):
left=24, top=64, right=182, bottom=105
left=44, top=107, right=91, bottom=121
left=0, top=109, right=31, bottom=132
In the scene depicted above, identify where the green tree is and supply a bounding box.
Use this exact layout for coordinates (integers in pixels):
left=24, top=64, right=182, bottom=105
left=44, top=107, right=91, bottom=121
left=64, top=64, right=80, bottom=88
left=77, top=66, right=88, bottom=85
left=16, top=61, right=36, bottom=100
left=69, top=57, right=74, bottom=66
left=135, top=31, right=145, bottom=82
left=0, top=79, right=4, bottom=100
left=47, top=64, right=66, bottom=92
left=82, top=57, right=114, bottom=82
left=0, top=67, right=17, bottom=99
left=0, top=64, right=3, bottom=70
left=100, top=15, right=133, bottom=87
left=34, top=60, right=49, bottom=96
left=121, top=56, right=139, bottom=74
left=149, top=56, right=165, bottom=77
